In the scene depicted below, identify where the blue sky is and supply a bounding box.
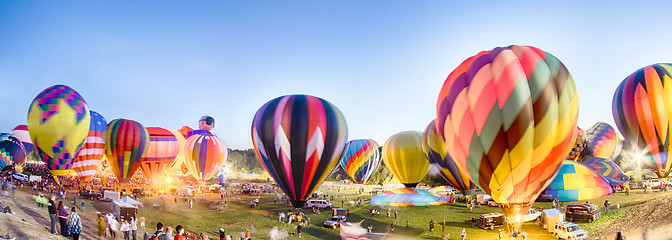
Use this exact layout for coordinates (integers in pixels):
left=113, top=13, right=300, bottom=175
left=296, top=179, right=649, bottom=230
left=1, top=1, right=671, bottom=149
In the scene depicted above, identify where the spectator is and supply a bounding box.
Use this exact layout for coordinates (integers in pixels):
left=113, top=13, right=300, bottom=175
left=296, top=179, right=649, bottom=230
left=58, top=201, right=69, bottom=237
left=68, top=207, right=82, bottom=240
left=174, top=225, right=186, bottom=240
left=48, top=195, right=58, bottom=234
left=429, top=220, right=435, bottom=231
left=97, top=213, right=106, bottom=237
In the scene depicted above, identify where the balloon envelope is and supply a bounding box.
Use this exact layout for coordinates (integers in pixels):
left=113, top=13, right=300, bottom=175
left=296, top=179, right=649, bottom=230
left=184, top=134, right=227, bottom=184
left=422, top=120, right=476, bottom=196
left=583, top=157, right=628, bottom=185
left=436, top=46, right=579, bottom=217
left=141, top=127, right=180, bottom=182
left=199, top=116, right=215, bottom=131
left=613, top=63, right=672, bottom=178
left=105, top=119, right=149, bottom=182
left=383, top=131, right=429, bottom=188
left=339, top=139, right=381, bottom=184
left=166, top=128, right=187, bottom=173
left=544, top=160, right=613, bottom=202
left=567, top=127, right=586, bottom=161
left=11, top=125, right=33, bottom=155
left=72, top=111, right=107, bottom=182
left=27, top=85, right=91, bottom=177
left=0, top=133, right=26, bottom=172
left=584, top=122, right=621, bottom=160
left=370, top=188, right=453, bottom=207
left=251, top=94, right=348, bottom=208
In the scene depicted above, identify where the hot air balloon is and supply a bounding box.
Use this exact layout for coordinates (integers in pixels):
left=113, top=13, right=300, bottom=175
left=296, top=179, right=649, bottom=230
left=11, top=125, right=33, bottom=155
left=141, top=127, right=180, bottom=182
left=251, top=94, right=348, bottom=208
left=382, top=131, right=429, bottom=188
left=567, top=127, right=586, bottom=161
left=166, top=128, right=187, bottom=174
left=0, top=133, right=26, bottom=172
left=186, top=129, right=214, bottom=139
left=339, top=139, right=381, bottom=184
left=544, top=160, right=613, bottom=202
left=27, top=85, right=91, bottom=178
left=184, top=134, right=227, bottom=184
left=436, top=45, right=579, bottom=217
left=583, top=157, right=628, bottom=185
left=583, top=122, right=621, bottom=160
left=72, top=111, right=107, bottom=182
left=370, top=188, right=453, bottom=207
left=422, top=120, right=476, bottom=196
left=613, top=63, right=672, bottom=178
left=105, top=119, right=149, bottom=182
left=178, top=126, right=193, bottom=138
left=199, top=116, right=215, bottom=131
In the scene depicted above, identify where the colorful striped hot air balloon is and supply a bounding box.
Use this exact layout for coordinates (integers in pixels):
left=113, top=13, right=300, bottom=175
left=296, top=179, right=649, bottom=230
left=105, top=119, right=149, bottom=182
left=140, top=127, right=180, bottom=182
left=11, top=125, right=33, bottom=155
left=422, top=120, right=476, bottom=196
left=339, top=139, right=381, bottom=184
left=0, top=133, right=26, bottom=172
left=72, top=111, right=107, bottom=182
left=583, top=122, right=621, bottom=160
left=370, top=188, right=453, bottom=207
left=184, top=134, right=227, bottom=184
left=436, top=45, right=579, bottom=217
left=251, top=94, right=348, bottom=208
left=583, top=157, right=628, bottom=185
left=166, top=128, right=187, bottom=173
left=567, top=126, right=586, bottom=161
left=613, top=63, right=672, bottom=178
left=544, top=160, right=613, bottom=202
left=382, top=131, right=429, bottom=188
left=27, top=85, right=91, bottom=178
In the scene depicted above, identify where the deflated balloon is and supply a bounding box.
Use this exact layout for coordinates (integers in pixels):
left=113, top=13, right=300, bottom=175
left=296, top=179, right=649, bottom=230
left=383, top=131, right=429, bottom=188
left=613, top=63, right=672, bottom=178
left=436, top=45, right=579, bottom=217
left=0, top=133, right=26, bottom=172
left=544, top=160, right=613, bottom=202
left=422, top=120, right=476, bottom=196
left=11, top=125, right=33, bottom=155
left=27, top=85, right=91, bottom=178
left=584, top=122, right=621, bottom=160
left=339, top=139, right=381, bottom=184
left=72, top=111, right=107, bottom=182
left=567, top=127, right=586, bottom=161
left=184, top=134, right=227, bottom=184
left=583, top=157, right=627, bottom=185
left=251, top=94, right=348, bottom=208
left=105, top=119, right=149, bottom=182
left=141, top=127, right=180, bottom=182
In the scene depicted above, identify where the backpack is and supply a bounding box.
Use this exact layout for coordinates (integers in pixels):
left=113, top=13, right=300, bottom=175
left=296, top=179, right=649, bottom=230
left=149, top=231, right=163, bottom=240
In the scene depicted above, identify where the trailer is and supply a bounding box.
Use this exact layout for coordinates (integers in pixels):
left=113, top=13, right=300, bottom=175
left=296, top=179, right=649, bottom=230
left=103, top=191, right=121, bottom=202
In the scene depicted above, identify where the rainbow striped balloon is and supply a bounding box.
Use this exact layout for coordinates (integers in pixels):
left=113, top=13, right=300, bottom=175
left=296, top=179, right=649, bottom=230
left=339, top=139, right=381, bottom=184
left=584, top=122, right=621, bottom=160
left=72, top=111, right=107, bottom=182
left=544, top=160, right=613, bottom=202
left=0, top=133, right=26, bottom=172
left=422, top=120, right=476, bottom=196
left=184, top=134, right=227, bottom=184
left=105, top=119, right=149, bottom=182
left=613, top=63, right=672, bottom=178
left=370, top=188, right=452, bottom=207
left=567, top=126, right=586, bottom=161
left=251, top=94, right=348, bottom=208
left=141, top=127, right=180, bottom=182
left=436, top=45, right=579, bottom=217
left=583, top=157, right=627, bottom=185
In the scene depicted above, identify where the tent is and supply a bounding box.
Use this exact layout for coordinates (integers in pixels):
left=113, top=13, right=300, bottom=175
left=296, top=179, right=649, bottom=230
left=114, top=196, right=143, bottom=207
left=542, top=209, right=564, bottom=232
left=113, top=201, right=138, bottom=222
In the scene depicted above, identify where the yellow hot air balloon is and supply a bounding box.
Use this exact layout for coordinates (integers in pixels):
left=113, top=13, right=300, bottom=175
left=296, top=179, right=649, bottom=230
left=382, top=131, right=430, bottom=188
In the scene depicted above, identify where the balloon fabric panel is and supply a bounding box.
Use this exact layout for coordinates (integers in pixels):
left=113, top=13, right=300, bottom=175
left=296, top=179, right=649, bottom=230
left=544, top=160, right=613, bottom=202
left=422, top=120, right=476, bottom=195
left=141, top=127, right=180, bottom=181
left=184, top=134, right=227, bottom=183
left=339, top=139, right=381, bottom=184
left=11, top=125, right=33, bottom=155
left=72, top=110, right=107, bottom=182
left=0, top=134, right=26, bottom=170
left=105, top=119, right=149, bottom=182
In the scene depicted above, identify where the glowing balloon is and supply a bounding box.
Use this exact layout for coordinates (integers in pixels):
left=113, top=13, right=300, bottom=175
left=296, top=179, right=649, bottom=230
left=184, top=134, right=227, bottom=184
left=27, top=85, right=91, bottom=178
left=199, top=116, right=215, bottom=131
left=251, top=94, right=348, bottom=208
left=613, top=63, right=672, bottom=178
left=0, top=133, right=26, bottom=172
left=105, top=119, right=149, bottom=182
left=141, top=127, right=180, bottom=182
left=383, top=131, right=429, bottom=188
left=544, top=160, right=613, bottom=202
left=422, top=120, right=476, bottom=196
left=11, top=125, right=33, bottom=155
left=584, top=122, right=621, bottom=160
left=72, top=111, right=107, bottom=182
left=567, top=127, right=586, bottom=161
left=339, top=139, right=381, bottom=184
left=178, top=126, right=193, bottom=138
left=436, top=46, right=579, bottom=217
left=186, top=129, right=214, bottom=138
left=166, top=128, right=187, bottom=173
left=583, top=157, right=627, bottom=185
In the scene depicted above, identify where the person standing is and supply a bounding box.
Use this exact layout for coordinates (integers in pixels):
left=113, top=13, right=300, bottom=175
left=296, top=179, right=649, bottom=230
left=461, top=228, right=466, bottom=240
left=245, top=229, right=251, bottom=239
left=121, top=220, right=131, bottom=240
left=109, top=217, right=120, bottom=239
left=151, top=222, right=166, bottom=240
left=296, top=224, right=302, bottom=238
left=80, top=201, right=85, bottom=213
left=68, top=207, right=82, bottom=240
left=58, top=201, right=69, bottom=237
left=239, top=230, right=245, bottom=240
left=174, top=225, right=186, bottom=240
left=140, top=215, right=146, bottom=230
left=131, top=217, right=138, bottom=240
left=429, top=220, right=435, bottom=231
left=97, top=213, right=107, bottom=237
left=48, top=195, right=58, bottom=234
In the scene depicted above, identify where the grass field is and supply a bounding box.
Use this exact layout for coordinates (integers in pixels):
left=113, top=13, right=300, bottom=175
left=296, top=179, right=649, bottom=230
left=123, top=183, right=669, bottom=240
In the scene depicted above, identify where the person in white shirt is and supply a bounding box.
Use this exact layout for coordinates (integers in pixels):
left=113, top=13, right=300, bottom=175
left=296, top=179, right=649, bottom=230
left=121, top=220, right=131, bottom=240
left=130, top=217, right=138, bottom=240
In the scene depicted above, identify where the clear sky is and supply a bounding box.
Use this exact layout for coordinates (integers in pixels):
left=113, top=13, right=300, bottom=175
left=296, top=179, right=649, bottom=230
left=1, top=1, right=671, bottom=149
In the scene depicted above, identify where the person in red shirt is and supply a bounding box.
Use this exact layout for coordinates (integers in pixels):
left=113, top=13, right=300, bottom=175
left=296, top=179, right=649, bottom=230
left=174, top=225, right=186, bottom=240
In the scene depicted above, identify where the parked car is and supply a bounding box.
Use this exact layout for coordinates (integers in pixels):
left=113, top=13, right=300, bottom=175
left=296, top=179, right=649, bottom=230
left=486, top=199, right=498, bottom=207
left=647, top=179, right=662, bottom=188
left=553, top=222, right=588, bottom=240
left=132, top=189, right=145, bottom=196
left=79, top=190, right=101, bottom=200
left=478, top=213, right=504, bottom=230
left=323, top=216, right=347, bottom=229
left=304, top=199, right=333, bottom=209
left=565, top=203, right=601, bottom=223
left=520, top=208, right=543, bottom=223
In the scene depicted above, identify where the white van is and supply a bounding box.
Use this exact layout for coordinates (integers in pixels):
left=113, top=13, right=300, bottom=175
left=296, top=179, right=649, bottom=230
left=304, top=199, right=333, bottom=209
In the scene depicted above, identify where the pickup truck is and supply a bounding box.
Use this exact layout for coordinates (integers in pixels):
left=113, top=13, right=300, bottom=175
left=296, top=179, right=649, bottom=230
left=79, top=190, right=101, bottom=200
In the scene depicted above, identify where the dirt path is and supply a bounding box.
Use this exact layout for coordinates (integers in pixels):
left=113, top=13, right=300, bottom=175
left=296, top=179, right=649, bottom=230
left=594, top=191, right=672, bottom=240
